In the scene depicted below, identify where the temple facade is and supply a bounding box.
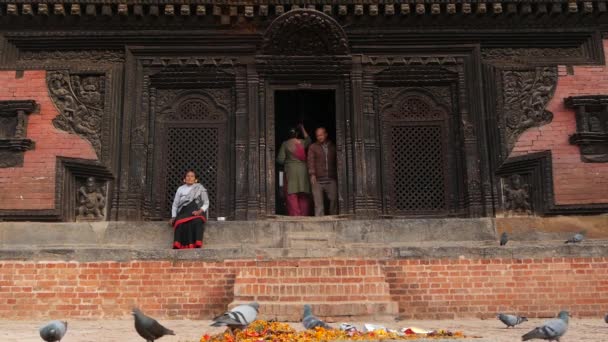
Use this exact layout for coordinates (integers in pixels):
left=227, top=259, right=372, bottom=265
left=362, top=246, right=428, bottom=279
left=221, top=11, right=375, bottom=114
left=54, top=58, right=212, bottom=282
left=0, top=0, right=607, bottom=221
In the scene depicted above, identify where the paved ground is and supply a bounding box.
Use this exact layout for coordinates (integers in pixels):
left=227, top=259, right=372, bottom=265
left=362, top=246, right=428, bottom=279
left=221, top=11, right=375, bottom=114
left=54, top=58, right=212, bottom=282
left=1, top=318, right=606, bottom=341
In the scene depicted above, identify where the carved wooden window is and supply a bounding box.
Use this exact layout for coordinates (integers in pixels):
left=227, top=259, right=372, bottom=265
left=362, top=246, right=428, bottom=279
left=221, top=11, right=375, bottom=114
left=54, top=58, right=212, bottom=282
left=155, top=91, right=229, bottom=219
left=565, top=95, right=608, bottom=163
left=165, top=127, right=220, bottom=217
left=381, top=92, right=449, bottom=215
left=0, top=100, right=36, bottom=168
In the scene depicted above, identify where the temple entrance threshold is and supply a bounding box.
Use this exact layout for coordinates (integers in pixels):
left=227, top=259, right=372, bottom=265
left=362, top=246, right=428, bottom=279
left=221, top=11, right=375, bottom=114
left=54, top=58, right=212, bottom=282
left=274, top=90, right=336, bottom=216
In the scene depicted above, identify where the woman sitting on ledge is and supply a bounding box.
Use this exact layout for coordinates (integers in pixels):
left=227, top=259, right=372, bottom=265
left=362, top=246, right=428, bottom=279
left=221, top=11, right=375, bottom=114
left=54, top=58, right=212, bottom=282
left=170, top=170, right=209, bottom=249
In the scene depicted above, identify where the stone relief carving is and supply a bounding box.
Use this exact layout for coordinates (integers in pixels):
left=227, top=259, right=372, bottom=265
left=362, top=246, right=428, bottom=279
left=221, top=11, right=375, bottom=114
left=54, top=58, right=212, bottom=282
left=77, top=176, right=106, bottom=220
left=47, top=71, right=105, bottom=157
left=262, top=9, right=349, bottom=56
left=502, top=174, right=532, bottom=216
left=502, top=67, right=557, bottom=152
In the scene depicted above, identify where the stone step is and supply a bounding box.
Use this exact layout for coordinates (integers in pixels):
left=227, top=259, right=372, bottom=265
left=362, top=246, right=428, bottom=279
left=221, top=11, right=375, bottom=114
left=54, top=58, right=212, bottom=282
left=229, top=261, right=399, bottom=321
left=285, top=231, right=336, bottom=248
left=230, top=301, right=399, bottom=322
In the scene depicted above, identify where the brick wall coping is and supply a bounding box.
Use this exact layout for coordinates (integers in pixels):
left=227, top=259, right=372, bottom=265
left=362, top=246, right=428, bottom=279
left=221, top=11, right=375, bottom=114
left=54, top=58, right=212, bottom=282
left=1, top=241, right=608, bottom=262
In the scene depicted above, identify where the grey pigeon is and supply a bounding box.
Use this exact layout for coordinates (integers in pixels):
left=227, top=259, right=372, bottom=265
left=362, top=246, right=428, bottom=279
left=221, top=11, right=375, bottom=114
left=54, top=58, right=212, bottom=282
left=498, top=313, right=527, bottom=328
left=39, top=320, right=68, bottom=342
left=565, top=233, right=584, bottom=244
left=500, top=232, right=509, bottom=246
left=302, top=304, right=332, bottom=330
left=132, top=308, right=175, bottom=342
left=522, top=310, right=569, bottom=341
left=210, top=302, right=259, bottom=331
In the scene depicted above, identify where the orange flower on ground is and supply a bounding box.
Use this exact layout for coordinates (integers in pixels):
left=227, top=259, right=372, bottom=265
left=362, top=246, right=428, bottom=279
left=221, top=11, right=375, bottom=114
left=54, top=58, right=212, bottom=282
left=202, top=320, right=467, bottom=342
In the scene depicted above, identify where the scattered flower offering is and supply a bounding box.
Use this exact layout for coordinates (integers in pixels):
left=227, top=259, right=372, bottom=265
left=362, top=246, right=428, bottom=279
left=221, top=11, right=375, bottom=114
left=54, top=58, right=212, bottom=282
left=201, top=320, right=467, bottom=342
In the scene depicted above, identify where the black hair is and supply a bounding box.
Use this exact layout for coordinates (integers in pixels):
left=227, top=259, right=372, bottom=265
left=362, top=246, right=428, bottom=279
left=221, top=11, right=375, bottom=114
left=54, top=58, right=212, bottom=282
left=183, top=169, right=198, bottom=180
left=287, top=127, right=298, bottom=139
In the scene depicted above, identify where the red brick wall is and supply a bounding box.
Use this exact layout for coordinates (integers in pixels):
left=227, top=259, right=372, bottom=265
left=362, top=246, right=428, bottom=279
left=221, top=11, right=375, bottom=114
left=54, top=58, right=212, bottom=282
left=1, top=257, right=606, bottom=319
left=511, top=40, right=608, bottom=205
left=0, top=71, right=97, bottom=210
left=384, top=257, right=608, bottom=319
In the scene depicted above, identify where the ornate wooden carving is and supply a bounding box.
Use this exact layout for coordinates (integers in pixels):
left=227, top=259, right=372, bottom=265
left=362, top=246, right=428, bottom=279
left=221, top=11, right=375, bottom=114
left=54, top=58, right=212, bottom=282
left=0, top=100, right=37, bottom=168
left=379, top=89, right=451, bottom=215
left=262, top=9, right=349, bottom=56
left=501, top=67, right=557, bottom=153
left=20, top=50, right=125, bottom=63
left=47, top=70, right=105, bottom=158
left=565, top=95, right=608, bottom=163
left=481, top=47, right=584, bottom=61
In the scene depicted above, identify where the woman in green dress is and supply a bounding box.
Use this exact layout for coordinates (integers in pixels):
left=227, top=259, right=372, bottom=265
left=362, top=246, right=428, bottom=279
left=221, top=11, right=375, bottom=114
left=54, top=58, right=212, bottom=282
left=277, top=124, right=311, bottom=216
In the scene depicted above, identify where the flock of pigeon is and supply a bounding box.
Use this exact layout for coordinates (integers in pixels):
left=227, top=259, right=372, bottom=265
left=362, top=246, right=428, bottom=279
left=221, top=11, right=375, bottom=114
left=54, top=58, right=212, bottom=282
left=38, top=303, right=608, bottom=341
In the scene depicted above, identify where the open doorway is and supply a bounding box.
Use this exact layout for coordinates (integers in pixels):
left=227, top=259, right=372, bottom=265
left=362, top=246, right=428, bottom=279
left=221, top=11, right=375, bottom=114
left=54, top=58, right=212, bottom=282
left=274, top=90, right=336, bottom=216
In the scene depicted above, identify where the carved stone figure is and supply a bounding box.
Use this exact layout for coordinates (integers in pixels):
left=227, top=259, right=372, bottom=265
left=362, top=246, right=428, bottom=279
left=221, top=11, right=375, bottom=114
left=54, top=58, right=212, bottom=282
left=503, top=174, right=532, bottom=216
left=77, top=176, right=106, bottom=219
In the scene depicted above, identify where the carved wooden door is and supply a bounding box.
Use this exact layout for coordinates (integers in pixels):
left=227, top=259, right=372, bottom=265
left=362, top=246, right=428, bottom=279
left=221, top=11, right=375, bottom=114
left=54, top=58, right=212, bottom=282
left=380, top=89, right=451, bottom=216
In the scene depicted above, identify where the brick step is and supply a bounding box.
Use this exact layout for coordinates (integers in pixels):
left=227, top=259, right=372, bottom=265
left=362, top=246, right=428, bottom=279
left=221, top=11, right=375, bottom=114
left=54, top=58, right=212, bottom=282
left=230, top=261, right=399, bottom=321
left=229, top=301, right=399, bottom=322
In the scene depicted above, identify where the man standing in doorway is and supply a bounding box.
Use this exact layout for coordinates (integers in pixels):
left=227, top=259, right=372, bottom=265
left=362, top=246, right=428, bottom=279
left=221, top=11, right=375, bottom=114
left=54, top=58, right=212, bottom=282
left=307, top=127, right=338, bottom=216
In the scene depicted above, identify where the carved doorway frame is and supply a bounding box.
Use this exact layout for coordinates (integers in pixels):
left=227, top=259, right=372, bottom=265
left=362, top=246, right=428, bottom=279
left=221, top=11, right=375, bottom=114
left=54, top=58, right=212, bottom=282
left=256, top=8, right=353, bottom=217
left=264, top=82, right=349, bottom=217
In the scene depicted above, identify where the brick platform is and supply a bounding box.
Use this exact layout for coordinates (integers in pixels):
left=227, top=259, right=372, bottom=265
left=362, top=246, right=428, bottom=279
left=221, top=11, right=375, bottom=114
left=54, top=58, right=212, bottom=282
left=1, top=257, right=608, bottom=320
left=1, top=218, right=607, bottom=321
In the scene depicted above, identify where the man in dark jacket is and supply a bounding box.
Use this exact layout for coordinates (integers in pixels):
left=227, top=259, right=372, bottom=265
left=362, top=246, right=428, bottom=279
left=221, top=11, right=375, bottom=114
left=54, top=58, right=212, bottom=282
left=307, top=127, right=338, bottom=216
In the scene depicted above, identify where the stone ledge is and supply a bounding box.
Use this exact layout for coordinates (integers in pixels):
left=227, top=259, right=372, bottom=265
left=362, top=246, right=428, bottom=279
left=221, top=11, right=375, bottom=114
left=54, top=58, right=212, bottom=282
left=0, top=218, right=497, bottom=249
left=2, top=242, right=608, bottom=261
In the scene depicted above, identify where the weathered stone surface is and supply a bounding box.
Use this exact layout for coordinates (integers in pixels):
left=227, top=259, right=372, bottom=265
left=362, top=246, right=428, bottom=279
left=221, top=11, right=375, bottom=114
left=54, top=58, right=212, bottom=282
left=1, top=218, right=607, bottom=261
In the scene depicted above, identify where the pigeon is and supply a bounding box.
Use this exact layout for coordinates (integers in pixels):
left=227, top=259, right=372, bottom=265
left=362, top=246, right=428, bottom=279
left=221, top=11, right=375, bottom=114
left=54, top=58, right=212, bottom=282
left=565, top=232, right=584, bottom=244
left=498, top=313, right=527, bottom=328
left=132, top=308, right=175, bottom=342
left=302, top=304, right=332, bottom=330
left=500, top=232, right=509, bottom=246
left=39, top=320, right=68, bottom=342
left=522, top=310, right=570, bottom=341
left=210, top=302, right=259, bottom=331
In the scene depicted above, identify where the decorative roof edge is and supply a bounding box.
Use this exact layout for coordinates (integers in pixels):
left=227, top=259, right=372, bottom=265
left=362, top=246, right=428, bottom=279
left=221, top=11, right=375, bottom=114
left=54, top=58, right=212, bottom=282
left=0, top=1, right=604, bottom=19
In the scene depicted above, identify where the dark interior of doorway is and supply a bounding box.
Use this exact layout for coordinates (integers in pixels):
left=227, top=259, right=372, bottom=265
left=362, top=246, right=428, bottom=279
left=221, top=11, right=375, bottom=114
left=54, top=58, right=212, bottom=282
left=274, top=90, right=336, bottom=216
